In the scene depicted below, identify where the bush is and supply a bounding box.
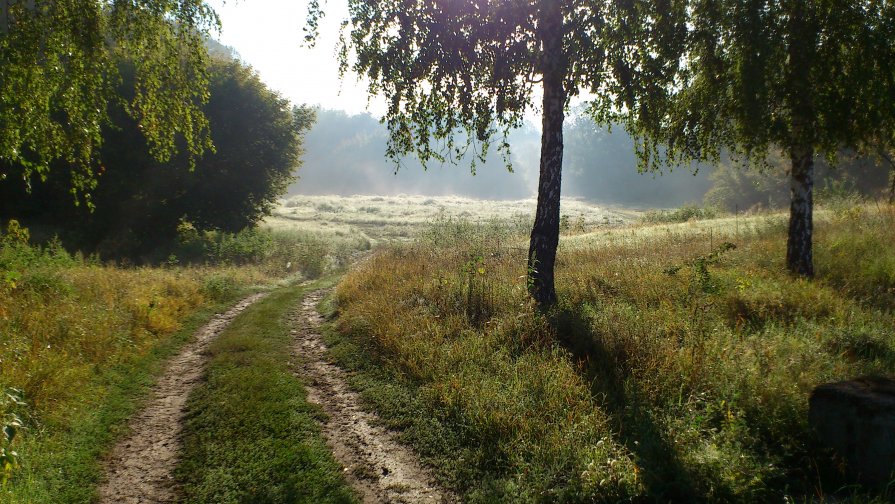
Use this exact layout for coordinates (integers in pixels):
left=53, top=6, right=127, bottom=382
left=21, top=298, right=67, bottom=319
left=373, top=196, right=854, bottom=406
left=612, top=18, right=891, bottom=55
left=640, top=204, right=720, bottom=224
left=173, top=223, right=333, bottom=279
left=201, top=274, right=238, bottom=302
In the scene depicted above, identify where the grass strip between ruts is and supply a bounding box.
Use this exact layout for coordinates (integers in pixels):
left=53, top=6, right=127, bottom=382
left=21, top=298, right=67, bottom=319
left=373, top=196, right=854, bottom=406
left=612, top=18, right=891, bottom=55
left=176, top=278, right=357, bottom=504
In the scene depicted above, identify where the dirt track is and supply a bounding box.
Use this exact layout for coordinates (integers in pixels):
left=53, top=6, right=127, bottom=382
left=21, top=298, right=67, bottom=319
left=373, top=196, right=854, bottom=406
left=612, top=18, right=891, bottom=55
left=97, top=293, right=267, bottom=504
left=97, top=285, right=449, bottom=503
left=291, top=290, right=453, bottom=504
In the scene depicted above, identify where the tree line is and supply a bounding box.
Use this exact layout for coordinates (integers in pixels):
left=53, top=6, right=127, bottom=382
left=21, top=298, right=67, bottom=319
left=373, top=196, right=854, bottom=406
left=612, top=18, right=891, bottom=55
left=1, top=39, right=312, bottom=260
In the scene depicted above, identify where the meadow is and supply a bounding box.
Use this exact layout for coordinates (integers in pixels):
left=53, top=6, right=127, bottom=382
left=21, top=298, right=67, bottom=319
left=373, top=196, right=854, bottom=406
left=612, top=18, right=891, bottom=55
left=324, top=195, right=894, bottom=502
left=267, top=194, right=637, bottom=244
left=1, top=193, right=892, bottom=503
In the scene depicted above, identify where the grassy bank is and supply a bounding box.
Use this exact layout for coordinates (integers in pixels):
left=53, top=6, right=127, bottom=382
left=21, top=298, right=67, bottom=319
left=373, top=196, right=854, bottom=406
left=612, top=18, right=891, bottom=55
left=330, top=202, right=894, bottom=502
left=176, top=279, right=356, bottom=504
left=0, top=224, right=343, bottom=502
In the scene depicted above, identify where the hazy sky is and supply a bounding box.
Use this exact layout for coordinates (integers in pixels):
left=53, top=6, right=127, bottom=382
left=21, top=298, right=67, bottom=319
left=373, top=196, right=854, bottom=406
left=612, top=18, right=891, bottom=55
left=206, top=0, right=554, bottom=123
left=207, top=0, right=387, bottom=116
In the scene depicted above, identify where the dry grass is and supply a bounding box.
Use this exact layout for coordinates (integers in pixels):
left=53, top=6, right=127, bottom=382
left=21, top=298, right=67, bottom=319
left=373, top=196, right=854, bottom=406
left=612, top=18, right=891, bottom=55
left=267, top=194, right=637, bottom=245
left=0, top=263, right=272, bottom=424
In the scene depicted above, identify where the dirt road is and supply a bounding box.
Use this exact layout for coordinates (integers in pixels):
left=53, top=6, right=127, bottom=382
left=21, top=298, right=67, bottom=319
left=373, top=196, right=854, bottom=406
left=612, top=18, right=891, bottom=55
left=97, top=293, right=267, bottom=504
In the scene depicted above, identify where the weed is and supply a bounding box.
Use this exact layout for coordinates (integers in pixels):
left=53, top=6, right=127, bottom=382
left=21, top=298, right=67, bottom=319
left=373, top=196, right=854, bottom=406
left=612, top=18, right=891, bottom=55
left=641, top=204, right=720, bottom=224
left=1, top=389, right=25, bottom=487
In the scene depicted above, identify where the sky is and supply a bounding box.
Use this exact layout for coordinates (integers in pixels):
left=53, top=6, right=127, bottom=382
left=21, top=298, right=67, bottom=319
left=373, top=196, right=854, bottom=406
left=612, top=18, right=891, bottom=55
left=207, top=0, right=552, bottom=124
left=207, top=0, right=387, bottom=116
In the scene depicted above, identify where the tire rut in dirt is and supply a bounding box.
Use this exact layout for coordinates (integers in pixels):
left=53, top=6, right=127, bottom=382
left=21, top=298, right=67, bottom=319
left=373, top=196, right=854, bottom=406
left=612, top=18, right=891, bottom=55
left=98, top=293, right=268, bottom=504
left=291, top=289, right=454, bottom=504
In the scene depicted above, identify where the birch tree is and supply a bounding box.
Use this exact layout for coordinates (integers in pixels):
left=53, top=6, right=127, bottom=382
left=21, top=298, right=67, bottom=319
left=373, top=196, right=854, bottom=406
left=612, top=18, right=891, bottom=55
left=0, top=0, right=219, bottom=203
left=308, top=0, right=684, bottom=306
left=628, top=0, right=895, bottom=276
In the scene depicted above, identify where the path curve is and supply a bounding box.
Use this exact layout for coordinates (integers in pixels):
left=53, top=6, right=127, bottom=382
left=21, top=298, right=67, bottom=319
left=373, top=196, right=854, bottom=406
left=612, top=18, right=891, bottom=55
left=98, top=293, right=267, bottom=504
left=292, top=290, right=454, bottom=504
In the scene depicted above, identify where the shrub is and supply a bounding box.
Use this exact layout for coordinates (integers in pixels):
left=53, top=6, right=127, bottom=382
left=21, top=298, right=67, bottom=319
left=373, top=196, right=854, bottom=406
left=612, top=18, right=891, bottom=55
left=640, top=204, right=720, bottom=224
left=173, top=224, right=334, bottom=279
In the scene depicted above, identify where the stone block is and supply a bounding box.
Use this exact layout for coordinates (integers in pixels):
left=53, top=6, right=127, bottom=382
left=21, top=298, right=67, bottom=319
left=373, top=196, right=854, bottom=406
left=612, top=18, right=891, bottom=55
left=808, top=376, right=895, bottom=487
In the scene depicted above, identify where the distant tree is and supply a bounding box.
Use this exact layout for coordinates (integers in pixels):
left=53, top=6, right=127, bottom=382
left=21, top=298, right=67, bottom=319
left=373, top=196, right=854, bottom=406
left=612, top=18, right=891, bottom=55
left=0, top=56, right=313, bottom=259
left=0, top=0, right=218, bottom=203
left=705, top=150, right=891, bottom=212
left=628, top=0, right=895, bottom=276
left=880, top=143, right=895, bottom=205
left=563, top=114, right=712, bottom=207
left=307, top=0, right=683, bottom=306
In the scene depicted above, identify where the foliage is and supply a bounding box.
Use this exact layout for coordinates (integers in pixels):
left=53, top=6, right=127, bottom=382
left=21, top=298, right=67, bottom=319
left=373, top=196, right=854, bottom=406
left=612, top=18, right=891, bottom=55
left=640, top=204, right=720, bottom=225
left=294, top=110, right=716, bottom=207
left=295, top=108, right=535, bottom=200
left=308, top=0, right=684, bottom=304
left=628, top=1, right=895, bottom=170
left=563, top=115, right=712, bottom=207
left=332, top=204, right=895, bottom=501
left=704, top=152, right=891, bottom=212
left=622, top=0, right=895, bottom=275
left=174, top=224, right=333, bottom=279
left=0, top=0, right=218, bottom=201
left=0, top=56, right=313, bottom=260
left=313, top=1, right=675, bottom=168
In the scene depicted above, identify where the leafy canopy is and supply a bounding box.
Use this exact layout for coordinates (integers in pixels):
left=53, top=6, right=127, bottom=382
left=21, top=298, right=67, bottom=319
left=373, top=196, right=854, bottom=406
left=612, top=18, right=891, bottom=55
left=0, top=54, right=313, bottom=260
left=309, top=0, right=684, bottom=170
left=628, top=0, right=895, bottom=169
left=0, top=0, right=219, bottom=201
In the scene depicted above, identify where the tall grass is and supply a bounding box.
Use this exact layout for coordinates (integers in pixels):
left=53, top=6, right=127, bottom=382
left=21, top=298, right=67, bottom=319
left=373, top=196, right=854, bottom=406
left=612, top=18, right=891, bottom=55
left=173, top=222, right=359, bottom=279
left=332, top=202, right=895, bottom=502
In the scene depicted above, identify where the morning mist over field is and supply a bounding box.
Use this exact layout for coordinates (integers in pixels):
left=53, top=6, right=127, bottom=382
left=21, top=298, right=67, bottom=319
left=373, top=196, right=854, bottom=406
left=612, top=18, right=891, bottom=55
left=291, top=108, right=713, bottom=207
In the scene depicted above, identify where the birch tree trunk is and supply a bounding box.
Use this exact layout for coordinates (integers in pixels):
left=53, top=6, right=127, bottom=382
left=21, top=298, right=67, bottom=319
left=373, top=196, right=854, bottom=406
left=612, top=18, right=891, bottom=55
left=787, top=144, right=814, bottom=276
left=785, top=0, right=816, bottom=277
left=527, top=0, right=565, bottom=306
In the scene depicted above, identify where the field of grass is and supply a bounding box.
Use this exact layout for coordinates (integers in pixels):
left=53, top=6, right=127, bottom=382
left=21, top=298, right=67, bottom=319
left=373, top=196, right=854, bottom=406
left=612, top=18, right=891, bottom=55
left=177, top=277, right=356, bottom=504
left=328, top=199, right=894, bottom=502
left=266, top=194, right=638, bottom=244
left=0, top=223, right=356, bottom=502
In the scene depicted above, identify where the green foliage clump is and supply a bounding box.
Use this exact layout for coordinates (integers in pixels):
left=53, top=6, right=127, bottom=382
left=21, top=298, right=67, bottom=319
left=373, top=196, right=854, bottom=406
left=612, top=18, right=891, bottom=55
left=0, top=0, right=218, bottom=201
left=704, top=155, right=890, bottom=212
left=641, top=204, right=720, bottom=224
left=174, top=224, right=332, bottom=280
left=1, top=56, right=314, bottom=261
